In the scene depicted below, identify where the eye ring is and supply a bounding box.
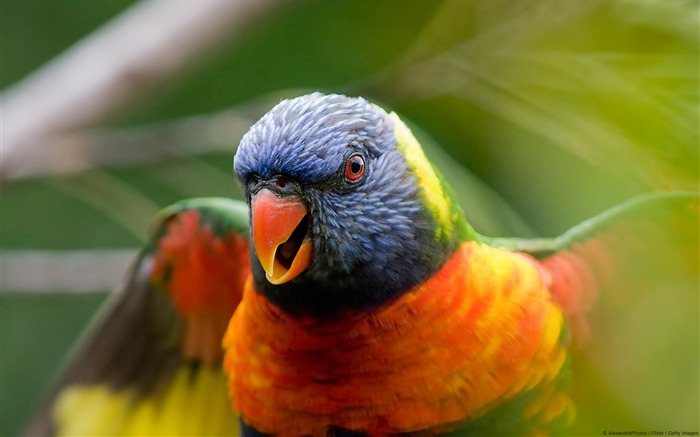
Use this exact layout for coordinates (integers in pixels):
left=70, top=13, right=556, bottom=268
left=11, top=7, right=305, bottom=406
left=344, top=154, right=365, bottom=181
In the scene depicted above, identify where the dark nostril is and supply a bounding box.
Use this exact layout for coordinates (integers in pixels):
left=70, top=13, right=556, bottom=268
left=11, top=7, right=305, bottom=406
left=247, top=176, right=260, bottom=192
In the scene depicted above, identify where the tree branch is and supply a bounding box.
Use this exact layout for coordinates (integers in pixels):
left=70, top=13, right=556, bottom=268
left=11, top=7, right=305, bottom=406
left=1, top=0, right=285, bottom=177
left=1, top=249, right=138, bottom=293
left=1, top=109, right=255, bottom=181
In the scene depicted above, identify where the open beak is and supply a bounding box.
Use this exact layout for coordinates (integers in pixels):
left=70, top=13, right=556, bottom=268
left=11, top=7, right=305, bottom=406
left=251, top=188, right=312, bottom=284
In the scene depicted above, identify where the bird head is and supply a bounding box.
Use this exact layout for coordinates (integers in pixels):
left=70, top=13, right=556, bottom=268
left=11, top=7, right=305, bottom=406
left=234, top=93, right=474, bottom=316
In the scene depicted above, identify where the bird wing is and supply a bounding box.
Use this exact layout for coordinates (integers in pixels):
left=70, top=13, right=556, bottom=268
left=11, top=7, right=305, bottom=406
left=488, top=191, right=698, bottom=343
left=26, top=198, right=250, bottom=437
left=489, top=191, right=699, bottom=432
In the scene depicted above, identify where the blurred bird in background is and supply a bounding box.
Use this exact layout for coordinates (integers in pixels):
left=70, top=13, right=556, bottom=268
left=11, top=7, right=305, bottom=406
left=1, top=1, right=697, bottom=436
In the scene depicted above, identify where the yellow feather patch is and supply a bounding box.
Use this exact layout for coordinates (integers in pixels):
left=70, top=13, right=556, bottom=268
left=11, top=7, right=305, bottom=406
left=391, top=112, right=453, bottom=241
left=53, top=366, right=239, bottom=436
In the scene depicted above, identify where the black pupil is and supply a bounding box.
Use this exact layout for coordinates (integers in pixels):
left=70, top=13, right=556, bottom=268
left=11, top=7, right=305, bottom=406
left=350, top=158, right=362, bottom=174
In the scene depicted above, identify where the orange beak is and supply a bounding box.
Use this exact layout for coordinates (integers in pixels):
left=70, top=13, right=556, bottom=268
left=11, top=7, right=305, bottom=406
left=251, top=188, right=312, bottom=284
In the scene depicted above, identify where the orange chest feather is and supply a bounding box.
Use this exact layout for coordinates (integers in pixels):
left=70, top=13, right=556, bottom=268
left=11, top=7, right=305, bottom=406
left=223, top=242, right=568, bottom=436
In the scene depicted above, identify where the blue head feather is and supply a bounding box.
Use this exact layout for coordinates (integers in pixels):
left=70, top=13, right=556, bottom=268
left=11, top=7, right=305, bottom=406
left=235, top=93, right=393, bottom=183
left=234, top=93, right=454, bottom=316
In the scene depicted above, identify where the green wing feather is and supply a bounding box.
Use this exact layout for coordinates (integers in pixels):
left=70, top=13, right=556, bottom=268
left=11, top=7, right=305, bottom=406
left=485, top=191, right=698, bottom=257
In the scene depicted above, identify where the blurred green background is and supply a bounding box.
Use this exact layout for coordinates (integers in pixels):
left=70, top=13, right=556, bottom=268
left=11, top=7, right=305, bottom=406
left=1, top=0, right=698, bottom=435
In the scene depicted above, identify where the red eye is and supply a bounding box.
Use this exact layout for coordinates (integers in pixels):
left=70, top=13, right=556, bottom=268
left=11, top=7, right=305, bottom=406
left=345, top=154, right=365, bottom=181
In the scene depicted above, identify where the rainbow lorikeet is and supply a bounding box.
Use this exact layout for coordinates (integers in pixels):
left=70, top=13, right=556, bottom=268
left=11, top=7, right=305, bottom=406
left=26, top=93, right=698, bottom=436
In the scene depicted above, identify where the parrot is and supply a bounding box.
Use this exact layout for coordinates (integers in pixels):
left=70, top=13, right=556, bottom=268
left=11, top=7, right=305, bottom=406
left=25, top=93, right=698, bottom=436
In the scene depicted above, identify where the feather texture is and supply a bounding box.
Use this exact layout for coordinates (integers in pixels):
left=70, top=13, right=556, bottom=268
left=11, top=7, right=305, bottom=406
left=224, top=241, right=573, bottom=436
